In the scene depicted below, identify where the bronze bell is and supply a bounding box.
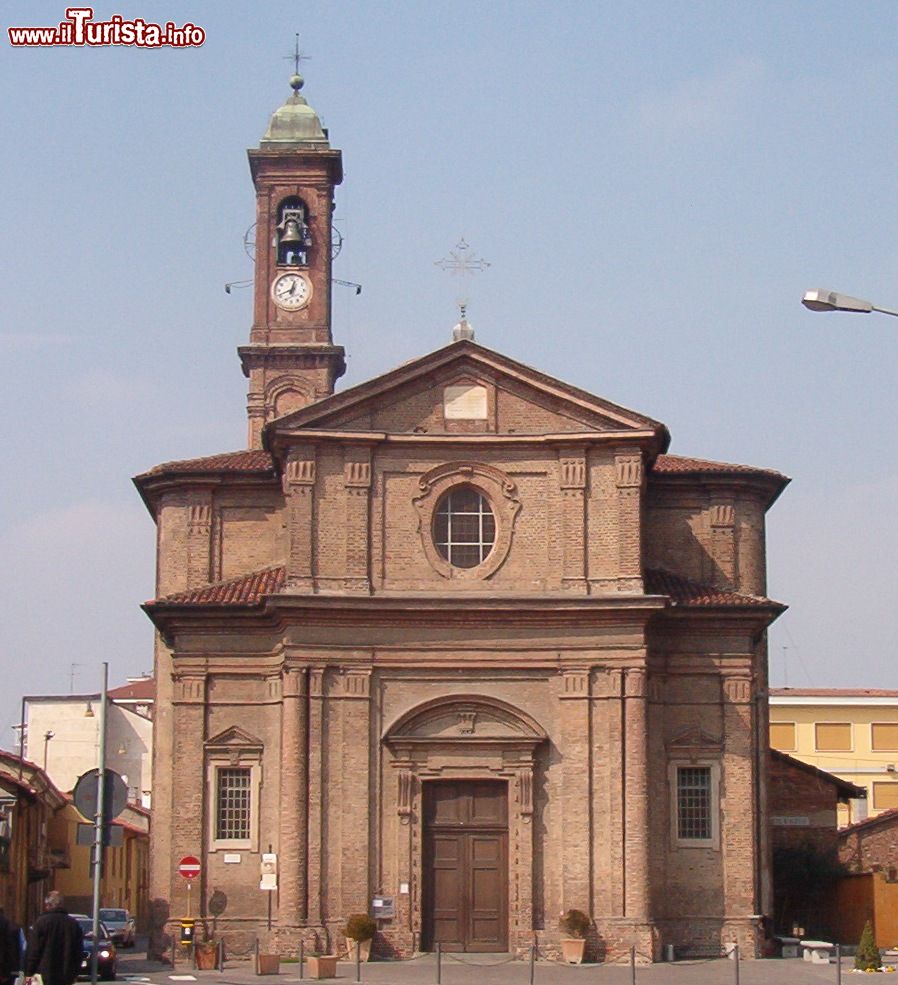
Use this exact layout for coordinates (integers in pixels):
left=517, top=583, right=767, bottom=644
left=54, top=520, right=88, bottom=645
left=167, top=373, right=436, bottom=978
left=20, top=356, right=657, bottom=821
left=279, top=218, right=303, bottom=245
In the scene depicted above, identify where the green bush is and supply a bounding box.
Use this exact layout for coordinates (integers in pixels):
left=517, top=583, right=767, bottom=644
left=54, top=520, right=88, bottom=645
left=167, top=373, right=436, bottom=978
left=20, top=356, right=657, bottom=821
left=559, top=909, right=591, bottom=939
left=855, top=920, right=881, bottom=971
left=344, top=913, right=377, bottom=942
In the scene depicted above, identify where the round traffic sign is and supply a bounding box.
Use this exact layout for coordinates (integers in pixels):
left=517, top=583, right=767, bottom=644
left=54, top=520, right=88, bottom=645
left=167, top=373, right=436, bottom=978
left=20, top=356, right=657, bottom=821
left=178, top=855, right=201, bottom=880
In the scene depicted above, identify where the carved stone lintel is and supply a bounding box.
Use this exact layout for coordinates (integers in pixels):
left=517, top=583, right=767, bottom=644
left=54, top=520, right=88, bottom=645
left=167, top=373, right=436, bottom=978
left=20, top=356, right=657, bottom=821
left=457, top=711, right=477, bottom=734
left=284, top=455, right=316, bottom=491
left=340, top=670, right=371, bottom=698
left=398, top=769, right=413, bottom=822
left=558, top=454, right=587, bottom=490
left=187, top=502, right=212, bottom=534
left=344, top=459, right=372, bottom=488
left=518, top=769, right=533, bottom=818
left=173, top=674, right=206, bottom=704
left=560, top=669, right=589, bottom=698
left=710, top=502, right=736, bottom=528
left=723, top=676, right=753, bottom=704
left=615, top=454, right=643, bottom=488
left=624, top=667, right=646, bottom=698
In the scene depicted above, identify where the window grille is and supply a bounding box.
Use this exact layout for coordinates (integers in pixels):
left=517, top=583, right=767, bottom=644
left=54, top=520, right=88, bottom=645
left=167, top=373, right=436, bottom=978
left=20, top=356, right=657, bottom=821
left=216, top=767, right=251, bottom=840
left=677, top=767, right=712, bottom=841
left=433, top=486, right=496, bottom=568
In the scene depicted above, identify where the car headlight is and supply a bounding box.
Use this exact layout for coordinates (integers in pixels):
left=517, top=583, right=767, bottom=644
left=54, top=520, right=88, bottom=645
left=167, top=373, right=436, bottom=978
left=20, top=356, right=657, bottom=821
left=99, top=950, right=111, bottom=958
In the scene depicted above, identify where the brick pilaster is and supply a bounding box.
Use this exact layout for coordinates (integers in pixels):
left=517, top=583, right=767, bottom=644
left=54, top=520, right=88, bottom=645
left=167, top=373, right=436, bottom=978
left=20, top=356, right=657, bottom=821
left=279, top=666, right=308, bottom=925
left=558, top=450, right=587, bottom=593
left=284, top=446, right=317, bottom=589
left=615, top=453, right=644, bottom=593
left=721, top=676, right=756, bottom=921
left=623, top=667, right=649, bottom=920
left=343, top=447, right=372, bottom=593
left=710, top=501, right=737, bottom=589
left=559, top=668, right=592, bottom=911
left=186, top=491, right=213, bottom=588
left=307, top=668, right=325, bottom=923
left=171, top=674, right=206, bottom=916
left=336, top=670, right=372, bottom=911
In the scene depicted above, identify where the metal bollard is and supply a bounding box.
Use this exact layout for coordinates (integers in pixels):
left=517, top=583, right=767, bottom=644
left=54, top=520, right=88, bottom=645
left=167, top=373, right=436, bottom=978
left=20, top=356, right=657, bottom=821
left=255, top=938, right=260, bottom=975
left=529, top=944, right=535, bottom=985
left=170, top=936, right=176, bottom=969
left=217, top=939, right=224, bottom=972
left=734, top=944, right=740, bottom=985
left=299, top=940, right=304, bottom=980
left=836, top=943, right=842, bottom=985
left=436, top=942, right=441, bottom=985
left=630, top=945, right=636, bottom=985
left=356, top=939, right=361, bottom=983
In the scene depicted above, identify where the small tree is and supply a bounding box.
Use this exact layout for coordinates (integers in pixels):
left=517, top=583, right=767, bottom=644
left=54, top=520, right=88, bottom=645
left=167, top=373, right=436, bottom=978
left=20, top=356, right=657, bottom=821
left=559, top=909, right=591, bottom=939
left=855, top=920, right=881, bottom=971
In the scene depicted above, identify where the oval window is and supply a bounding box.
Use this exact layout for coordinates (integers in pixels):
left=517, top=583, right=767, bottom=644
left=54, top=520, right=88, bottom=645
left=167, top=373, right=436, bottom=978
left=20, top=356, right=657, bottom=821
left=433, top=485, right=496, bottom=569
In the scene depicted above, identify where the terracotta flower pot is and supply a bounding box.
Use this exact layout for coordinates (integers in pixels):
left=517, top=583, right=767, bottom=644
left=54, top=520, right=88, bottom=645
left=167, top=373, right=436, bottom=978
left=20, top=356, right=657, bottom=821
left=195, top=943, right=218, bottom=970
left=307, top=954, right=338, bottom=979
left=561, top=938, right=586, bottom=965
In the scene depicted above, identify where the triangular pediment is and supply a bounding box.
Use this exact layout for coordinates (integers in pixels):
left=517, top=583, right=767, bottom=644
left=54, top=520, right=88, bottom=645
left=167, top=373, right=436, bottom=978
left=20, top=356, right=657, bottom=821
left=667, top=726, right=722, bottom=752
left=205, top=725, right=264, bottom=752
left=266, top=340, right=669, bottom=446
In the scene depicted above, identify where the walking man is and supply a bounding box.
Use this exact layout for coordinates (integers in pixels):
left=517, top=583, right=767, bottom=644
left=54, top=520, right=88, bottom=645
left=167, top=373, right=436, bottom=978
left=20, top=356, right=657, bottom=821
left=0, top=907, right=22, bottom=985
left=24, top=892, right=82, bottom=985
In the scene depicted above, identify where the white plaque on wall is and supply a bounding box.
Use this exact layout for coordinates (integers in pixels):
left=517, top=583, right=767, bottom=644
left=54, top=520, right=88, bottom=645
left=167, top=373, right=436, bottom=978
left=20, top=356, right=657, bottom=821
left=444, top=385, right=487, bottom=419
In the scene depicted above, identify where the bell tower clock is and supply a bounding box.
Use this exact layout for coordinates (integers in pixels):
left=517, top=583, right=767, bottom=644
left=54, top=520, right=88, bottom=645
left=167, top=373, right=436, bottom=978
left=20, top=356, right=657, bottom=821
left=239, top=72, right=346, bottom=449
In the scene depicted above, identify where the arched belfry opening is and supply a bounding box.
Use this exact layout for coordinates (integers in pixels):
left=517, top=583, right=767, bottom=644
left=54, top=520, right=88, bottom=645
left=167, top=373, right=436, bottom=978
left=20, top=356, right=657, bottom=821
left=276, top=196, right=312, bottom=266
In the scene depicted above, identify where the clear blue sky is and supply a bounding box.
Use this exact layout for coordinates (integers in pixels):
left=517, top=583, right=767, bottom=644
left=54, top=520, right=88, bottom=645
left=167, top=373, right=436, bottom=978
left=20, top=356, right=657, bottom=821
left=2, top=1, right=898, bottom=746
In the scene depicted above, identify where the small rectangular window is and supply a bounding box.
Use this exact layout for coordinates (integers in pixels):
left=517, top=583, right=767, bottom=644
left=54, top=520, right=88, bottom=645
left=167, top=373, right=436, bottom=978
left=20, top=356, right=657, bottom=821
left=873, top=782, right=898, bottom=811
left=677, top=767, right=712, bottom=841
left=815, top=723, right=852, bottom=752
left=770, top=722, right=796, bottom=750
left=216, top=767, right=252, bottom=841
left=872, top=723, right=898, bottom=751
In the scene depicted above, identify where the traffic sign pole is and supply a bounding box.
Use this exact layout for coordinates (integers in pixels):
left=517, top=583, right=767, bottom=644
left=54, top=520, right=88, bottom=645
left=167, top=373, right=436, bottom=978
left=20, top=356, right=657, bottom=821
left=90, top=662, right=108, bottom=985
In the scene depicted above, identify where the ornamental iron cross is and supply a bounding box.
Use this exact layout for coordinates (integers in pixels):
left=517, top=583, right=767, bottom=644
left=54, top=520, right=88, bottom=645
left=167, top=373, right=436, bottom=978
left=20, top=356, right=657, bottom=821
left=434, top=238, right=491, bottom=329
left=284, top=34, right=311, bottom=76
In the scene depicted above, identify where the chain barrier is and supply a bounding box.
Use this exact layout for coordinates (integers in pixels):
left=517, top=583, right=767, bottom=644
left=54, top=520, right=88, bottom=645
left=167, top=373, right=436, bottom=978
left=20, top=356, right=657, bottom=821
left=444, top=953, right=520, bottom=966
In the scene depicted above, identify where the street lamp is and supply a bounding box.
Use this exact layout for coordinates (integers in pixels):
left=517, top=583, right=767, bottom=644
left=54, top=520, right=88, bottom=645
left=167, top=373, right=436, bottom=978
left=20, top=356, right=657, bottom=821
left=802, top=289, right=898, bottom=317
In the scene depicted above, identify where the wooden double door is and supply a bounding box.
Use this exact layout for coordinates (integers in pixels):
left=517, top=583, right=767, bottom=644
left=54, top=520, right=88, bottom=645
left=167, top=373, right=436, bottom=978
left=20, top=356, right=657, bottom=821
left=423, top=780, right=508, bottom=952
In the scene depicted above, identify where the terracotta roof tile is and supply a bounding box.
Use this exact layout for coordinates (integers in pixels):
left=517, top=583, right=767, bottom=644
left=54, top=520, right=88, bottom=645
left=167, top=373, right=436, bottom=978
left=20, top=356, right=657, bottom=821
left=107, top=678, right=155, bottom=701
left=838, top=805, right=898, bottom=835
left=652, top=454, right=787, bottom=481
left=139, top=450, right=275, bottom=478
left=150, top=566, right=286, bottom=607
left=770, top=688, right=898, bottom=698
left=770, top=748, right=866, bottom=799
left=645, top=568, right=780, bottom=608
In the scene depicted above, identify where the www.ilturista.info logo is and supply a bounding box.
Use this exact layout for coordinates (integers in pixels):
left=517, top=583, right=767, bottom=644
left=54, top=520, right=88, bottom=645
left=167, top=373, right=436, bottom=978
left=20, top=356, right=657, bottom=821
left=8, top=7, right=205, bottom=47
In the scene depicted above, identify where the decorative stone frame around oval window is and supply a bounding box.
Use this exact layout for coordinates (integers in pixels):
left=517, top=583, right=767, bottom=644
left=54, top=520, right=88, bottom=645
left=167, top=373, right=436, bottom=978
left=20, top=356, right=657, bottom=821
left=413, top=462, right=521, bottom=580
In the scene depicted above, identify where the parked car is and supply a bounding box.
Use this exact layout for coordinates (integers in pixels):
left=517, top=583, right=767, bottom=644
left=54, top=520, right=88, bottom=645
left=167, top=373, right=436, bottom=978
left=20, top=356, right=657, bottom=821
left=73, top=917, right=117, bottom=981
left=97, top=909, right=135, bottom=948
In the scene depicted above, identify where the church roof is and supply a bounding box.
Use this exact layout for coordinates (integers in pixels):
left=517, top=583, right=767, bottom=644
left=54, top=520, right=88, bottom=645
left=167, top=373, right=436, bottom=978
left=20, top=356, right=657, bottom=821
left=136, top=449, right=276, bottom=478
left=652, top=455, right=787, bottom=482
left=146, top=564, right=779, bottom=611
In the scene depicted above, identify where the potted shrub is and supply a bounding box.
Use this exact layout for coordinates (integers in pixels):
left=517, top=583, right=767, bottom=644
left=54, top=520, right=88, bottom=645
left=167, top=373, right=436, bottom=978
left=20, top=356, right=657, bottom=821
left=194, top=939, right=218, bottom=971
left=343, top=913, right=377, bottom=962
left=559, top=909, right=590, bottom=964
left=307, top=953, right=338, bottom=979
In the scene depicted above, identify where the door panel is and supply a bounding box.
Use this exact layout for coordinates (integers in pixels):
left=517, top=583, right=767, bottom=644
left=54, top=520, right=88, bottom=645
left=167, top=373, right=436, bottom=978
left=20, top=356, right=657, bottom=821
left=423, top=781, right=508, bottom=952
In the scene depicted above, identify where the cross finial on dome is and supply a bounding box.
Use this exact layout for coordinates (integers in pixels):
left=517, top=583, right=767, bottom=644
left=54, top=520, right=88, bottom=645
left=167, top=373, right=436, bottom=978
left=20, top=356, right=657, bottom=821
left=435, top=238, right=490, bottom=342
left=284, top=33, right=309, bottom=92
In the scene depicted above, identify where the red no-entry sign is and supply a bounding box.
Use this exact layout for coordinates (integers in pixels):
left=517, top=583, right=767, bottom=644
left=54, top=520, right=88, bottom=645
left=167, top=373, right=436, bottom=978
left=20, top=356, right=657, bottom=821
left=178, top=855, right=201, bottom=880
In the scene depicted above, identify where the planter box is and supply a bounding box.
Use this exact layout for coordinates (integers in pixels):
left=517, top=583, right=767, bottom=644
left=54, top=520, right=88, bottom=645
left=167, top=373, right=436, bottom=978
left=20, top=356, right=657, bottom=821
left=561, top=939, right=586, bottom=965
left=307, top=955, right=338, bottom=979
left=258, top=953, right=280, bottom=975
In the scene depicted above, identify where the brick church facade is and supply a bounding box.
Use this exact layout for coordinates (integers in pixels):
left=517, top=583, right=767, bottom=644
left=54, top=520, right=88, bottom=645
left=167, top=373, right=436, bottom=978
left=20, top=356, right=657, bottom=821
left=136, top=75, right=788, bottom=960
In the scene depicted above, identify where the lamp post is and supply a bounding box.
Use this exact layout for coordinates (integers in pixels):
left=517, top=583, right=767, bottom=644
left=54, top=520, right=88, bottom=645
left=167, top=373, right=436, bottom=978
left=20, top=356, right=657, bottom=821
left=802, top=289, right=898, bottom=317
left=90, top=663, right=108, bottom=985
left=42, top=731, right=55, bottom=772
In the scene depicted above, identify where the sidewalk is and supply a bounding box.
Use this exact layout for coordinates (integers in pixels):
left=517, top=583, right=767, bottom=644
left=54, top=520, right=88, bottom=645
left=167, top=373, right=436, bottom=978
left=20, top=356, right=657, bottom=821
left=116, top=949, right=860, bottom=985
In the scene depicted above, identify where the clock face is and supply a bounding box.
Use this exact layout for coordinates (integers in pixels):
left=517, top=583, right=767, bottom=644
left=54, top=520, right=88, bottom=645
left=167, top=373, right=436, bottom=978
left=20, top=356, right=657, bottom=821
left=272, top=272, right=312, bottom=311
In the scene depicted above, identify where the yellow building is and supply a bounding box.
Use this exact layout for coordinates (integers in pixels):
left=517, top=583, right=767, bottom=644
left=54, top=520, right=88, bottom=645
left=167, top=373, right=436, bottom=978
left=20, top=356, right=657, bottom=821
left=769, top=688, right=898, bottom=825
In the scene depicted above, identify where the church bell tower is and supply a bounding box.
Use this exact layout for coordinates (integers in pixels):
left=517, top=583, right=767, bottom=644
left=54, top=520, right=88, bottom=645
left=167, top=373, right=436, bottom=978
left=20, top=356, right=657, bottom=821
left=240, top=71, right=345, bottom=449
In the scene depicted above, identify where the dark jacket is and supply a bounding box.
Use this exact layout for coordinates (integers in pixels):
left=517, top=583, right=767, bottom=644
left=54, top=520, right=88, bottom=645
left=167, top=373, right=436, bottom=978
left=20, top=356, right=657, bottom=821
left=0, top=912, right=22, bottom=981
left=25, top=908, right=83, bottom=985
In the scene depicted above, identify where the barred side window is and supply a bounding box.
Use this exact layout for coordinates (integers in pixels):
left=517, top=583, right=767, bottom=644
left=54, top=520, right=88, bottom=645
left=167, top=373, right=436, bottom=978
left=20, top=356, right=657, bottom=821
left=216, top=767, right=251, bottom=841
left=677, top=766, right=712, bottom=841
